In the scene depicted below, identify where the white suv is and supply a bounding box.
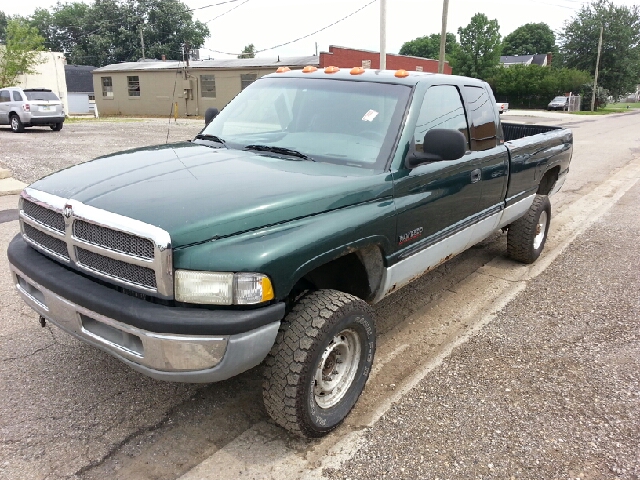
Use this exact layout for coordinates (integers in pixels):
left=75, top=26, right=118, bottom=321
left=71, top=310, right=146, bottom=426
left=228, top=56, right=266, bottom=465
left=0, top=87, right=65, bottom=133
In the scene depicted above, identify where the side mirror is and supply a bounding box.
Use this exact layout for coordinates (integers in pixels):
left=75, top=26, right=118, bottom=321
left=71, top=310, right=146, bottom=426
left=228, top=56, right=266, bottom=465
left=205, top=107, right=219, bottom=125
left=407, top=129, right=467, bottom=168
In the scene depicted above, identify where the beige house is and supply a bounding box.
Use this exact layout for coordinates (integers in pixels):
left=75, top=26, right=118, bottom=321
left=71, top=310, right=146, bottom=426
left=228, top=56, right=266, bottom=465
left=92, top=56, right=318, bottom=117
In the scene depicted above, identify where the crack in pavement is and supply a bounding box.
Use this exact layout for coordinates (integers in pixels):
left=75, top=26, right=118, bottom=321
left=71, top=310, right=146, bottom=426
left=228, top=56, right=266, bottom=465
left=1, top=343, right=56, bottom=362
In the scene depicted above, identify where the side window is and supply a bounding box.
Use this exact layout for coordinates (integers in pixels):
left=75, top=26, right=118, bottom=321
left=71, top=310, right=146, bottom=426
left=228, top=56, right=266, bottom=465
left=413, top=85, right=469, bottom=153
left=12, top=91, right=23, bottom=101
left=240, top=73, right=257, bottom=91
left=201, top=75, right=216, bottom=98
left=127, top=76, right=140, bottom=97
left=0, top=90, right=10, bottom=103
left=102, top=77, right=113, bottom=97
left=461, top=86, right=498, bottom=151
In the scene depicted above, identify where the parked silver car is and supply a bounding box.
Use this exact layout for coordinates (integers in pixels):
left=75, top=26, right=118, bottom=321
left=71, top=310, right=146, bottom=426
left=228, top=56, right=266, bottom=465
left=0, top=87, right=65, bottom=133
left=547, top=96, right=569, bottom=111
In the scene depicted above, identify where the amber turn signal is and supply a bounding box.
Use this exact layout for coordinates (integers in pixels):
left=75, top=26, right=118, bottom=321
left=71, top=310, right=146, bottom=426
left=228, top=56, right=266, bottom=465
left=394, top=69, right=410, bottom=78
left=276, top=66, right=291, bottom=73
left=350, top=67, right=365, bottom=75
left=302, top=65, right=318, bottom=73
left=324, top=66, right=340, bottom=74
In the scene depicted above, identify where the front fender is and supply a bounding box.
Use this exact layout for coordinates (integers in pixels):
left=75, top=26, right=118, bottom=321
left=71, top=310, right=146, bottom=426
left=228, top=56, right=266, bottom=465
left=173, top=199, right=397, bottom=300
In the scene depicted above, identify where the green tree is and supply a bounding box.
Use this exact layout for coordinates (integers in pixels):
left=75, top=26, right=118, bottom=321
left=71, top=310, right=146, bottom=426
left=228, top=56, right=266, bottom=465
left=399, top=33, right=457, bottom=59
left=502, top=23, right=556, bottom=56
left=29, top=0, right=209, bottom=67
left=238, top=43, right=256, bottom=59
left=0, top=18, right=45, bottom=88
left=455, top=13, right=502, bottom=79
left=0, top=11, right=7, bottom=44
left=488, top=64, right=591, bottom=108
left=560, top=0, right=640, bottom=98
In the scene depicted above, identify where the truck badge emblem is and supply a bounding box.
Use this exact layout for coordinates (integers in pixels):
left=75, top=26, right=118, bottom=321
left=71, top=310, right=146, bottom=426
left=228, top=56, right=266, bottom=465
left=63, top=204, right=73, bottom=218
left=399, top=227, right=423, bottom=245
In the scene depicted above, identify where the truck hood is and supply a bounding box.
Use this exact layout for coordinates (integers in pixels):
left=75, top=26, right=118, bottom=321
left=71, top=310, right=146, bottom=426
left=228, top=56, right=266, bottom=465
left=30, top=143, right=392, bottom=247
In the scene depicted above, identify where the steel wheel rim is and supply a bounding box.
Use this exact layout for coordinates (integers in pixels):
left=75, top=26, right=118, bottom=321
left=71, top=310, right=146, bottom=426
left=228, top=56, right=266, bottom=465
left=314, top=328, right=361, bottom=409
left=11, top=117, right=18, bottom=130
left=534, top=210, right=548, bottom=250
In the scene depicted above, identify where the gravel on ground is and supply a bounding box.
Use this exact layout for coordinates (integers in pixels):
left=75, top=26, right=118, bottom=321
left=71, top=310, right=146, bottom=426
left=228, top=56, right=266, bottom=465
left=0, top=119, right=203, bottom=184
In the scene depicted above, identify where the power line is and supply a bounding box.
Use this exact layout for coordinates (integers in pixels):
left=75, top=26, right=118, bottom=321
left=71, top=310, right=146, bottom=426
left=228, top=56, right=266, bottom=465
left=255, top=0, right=377, bottom=53
left=186, top=0, right=245, bottom=11
left=203, top=0, right=251, bottom=23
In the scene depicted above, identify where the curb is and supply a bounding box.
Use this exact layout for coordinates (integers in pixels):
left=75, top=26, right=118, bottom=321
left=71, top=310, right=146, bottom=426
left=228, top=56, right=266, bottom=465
left=0, top=169, right=26, bottom=196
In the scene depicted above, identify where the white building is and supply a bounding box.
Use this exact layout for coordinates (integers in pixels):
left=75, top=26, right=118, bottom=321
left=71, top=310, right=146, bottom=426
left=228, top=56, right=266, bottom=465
left=14, top=51, right=69, bottom=114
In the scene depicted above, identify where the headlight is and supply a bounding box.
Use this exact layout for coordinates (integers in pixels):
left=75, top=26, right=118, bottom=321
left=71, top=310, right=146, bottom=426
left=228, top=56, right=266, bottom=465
left=175, top=270, right=274, bottom=305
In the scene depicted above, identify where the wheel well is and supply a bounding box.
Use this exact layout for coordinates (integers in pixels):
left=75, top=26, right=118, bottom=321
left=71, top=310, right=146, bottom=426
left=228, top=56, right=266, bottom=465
left=292, top=245, right=384, bottom=303
left=537, top=166, right=560, bottom=196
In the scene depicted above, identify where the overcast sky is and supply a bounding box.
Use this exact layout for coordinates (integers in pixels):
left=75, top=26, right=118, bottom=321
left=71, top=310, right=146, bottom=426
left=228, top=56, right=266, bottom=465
left=3, top=0, right=639, bottom=60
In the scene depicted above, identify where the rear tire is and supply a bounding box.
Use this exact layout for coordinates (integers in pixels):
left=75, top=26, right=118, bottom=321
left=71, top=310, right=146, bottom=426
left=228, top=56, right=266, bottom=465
left=50, top=122, right=63, bottom=131
left=507, top=195, right=551, bottom=264
left=10, top=115, right=24, bottom=133
left=263, top=289, right=376, bottom=438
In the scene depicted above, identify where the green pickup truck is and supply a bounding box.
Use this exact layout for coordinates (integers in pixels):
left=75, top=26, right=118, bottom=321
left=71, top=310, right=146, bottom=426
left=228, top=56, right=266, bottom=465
left=7, top=68, right=572, bottom=438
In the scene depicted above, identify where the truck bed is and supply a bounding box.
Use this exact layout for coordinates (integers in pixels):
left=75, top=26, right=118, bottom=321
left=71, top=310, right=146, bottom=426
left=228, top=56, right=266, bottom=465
left=502, top=122, right=562, bottom=142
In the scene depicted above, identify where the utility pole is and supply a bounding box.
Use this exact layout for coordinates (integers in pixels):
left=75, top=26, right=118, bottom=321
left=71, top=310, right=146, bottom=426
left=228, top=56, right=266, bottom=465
left=438, top=0, right=449, bottom=74
left=591, top=25, right=603, bottom=112
left=380, top=0, right=387, bottom=70
left=139, top=27, right=146, bottom=61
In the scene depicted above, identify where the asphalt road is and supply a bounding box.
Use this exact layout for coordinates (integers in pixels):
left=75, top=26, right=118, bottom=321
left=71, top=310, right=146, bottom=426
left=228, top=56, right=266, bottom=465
left=0, top=111, right=639, bottom=480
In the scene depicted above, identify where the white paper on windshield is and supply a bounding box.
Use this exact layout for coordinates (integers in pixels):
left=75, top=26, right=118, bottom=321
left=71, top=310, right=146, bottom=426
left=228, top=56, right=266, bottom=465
left=362, top=109, right=379, bottom=122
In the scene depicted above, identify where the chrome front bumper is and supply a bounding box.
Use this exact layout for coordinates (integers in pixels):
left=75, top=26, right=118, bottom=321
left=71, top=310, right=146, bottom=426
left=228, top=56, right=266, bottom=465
left=10, top=264, right=280, bottom=383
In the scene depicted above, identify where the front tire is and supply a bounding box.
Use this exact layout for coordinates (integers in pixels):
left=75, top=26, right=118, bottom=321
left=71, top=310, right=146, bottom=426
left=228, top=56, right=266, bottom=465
left=10, top=115, right=24, bottom=133
left=507, top=195, right=551, bottom=264
left=263, top=289, right=376, bottom=438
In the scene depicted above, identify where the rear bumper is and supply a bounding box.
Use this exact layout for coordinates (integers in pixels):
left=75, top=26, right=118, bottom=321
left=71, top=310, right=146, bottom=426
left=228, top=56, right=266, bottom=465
left=8, top=235, right=285, bottom=382
left=27, top=116, right=65, bottom=126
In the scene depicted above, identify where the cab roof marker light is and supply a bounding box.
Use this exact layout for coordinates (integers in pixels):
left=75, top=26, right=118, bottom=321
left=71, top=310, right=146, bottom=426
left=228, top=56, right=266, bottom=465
left=395, top=69, right=410, bottom=78
left=302, top=66, right=318, bottom=73
left=276, top=66, right=291, bottom=73
left=324, top=66, right=340, bottom=74
left=350, top=67, right=365, bottom=75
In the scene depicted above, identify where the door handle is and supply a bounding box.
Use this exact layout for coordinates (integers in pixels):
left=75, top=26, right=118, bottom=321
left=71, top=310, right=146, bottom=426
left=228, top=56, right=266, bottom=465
left=471, top=169, right=482, bottom=183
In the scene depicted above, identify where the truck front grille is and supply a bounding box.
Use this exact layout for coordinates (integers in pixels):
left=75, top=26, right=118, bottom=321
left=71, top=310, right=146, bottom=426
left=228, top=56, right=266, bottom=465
left=19, top=189, right=173, bottom=298
left=73, top=220, right=155, bottom=260
left=23, top=223, right=69, bottom=260
left=76, top=247, right=157, bottom=290
left=22, top=199, right=65, bottom=233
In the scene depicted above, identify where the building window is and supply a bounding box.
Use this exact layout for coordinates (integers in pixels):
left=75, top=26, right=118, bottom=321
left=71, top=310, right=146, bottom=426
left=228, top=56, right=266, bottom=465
left=101, top=77, right=113, bottom=97
left=88, top=94, right=96, bottom=101
left=240, top=73, right=257, bottom=91
left=201, top=75, right=216, bottom=98
left=127, top=76, right=140, bottom=97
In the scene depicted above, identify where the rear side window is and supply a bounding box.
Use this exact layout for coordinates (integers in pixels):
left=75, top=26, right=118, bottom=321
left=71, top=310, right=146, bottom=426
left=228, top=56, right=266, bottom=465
left=13, top=91, right=23, bottom=101
left=413, top=85, right=469, bottom=152
left=461, top=86, right=498, bottom=151
left=24, top=91, right=59, bottom=101
left=0, top=90, right=11, bottom=103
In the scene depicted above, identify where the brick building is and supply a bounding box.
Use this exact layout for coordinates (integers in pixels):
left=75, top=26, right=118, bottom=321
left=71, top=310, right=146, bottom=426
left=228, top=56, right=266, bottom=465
left=319, top=45, right=451, bottom=74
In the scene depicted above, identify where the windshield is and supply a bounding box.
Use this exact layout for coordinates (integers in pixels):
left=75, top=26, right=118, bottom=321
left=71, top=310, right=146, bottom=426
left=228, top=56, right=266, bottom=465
left=200, top=77, right=411, bottom=170
left=552, top=96, right=567, bottom=102
left=24, top=91, right=60, bottom=101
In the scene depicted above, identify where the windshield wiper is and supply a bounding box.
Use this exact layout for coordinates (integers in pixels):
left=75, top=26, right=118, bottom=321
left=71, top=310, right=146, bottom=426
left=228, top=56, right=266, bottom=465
left=194, top=134, right=227, bottom=147
left=244, top=144, right=314, bottom=161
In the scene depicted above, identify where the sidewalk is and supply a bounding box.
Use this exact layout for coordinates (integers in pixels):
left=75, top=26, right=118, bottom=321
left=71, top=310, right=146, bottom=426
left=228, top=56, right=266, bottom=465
left=324, top=184, right=640, bottom=479
left=0, top=168, right=26, bottom=196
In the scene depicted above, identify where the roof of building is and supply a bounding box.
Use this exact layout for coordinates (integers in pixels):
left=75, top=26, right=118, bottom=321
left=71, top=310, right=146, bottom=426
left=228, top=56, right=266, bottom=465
left=65, top=65, right=97, bottom=93
left=92, top=56, right=320, bottom=73
left=500, top=54, right=548, bottom=66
